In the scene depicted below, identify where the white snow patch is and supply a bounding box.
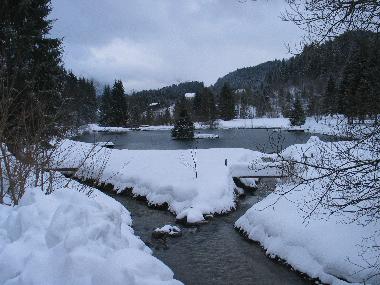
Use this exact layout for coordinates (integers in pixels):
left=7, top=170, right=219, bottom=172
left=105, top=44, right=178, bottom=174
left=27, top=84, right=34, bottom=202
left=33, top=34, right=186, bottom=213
left=53, top=140, right=266, bottom=224
left=194, top=133, right=219, bottom=139
left=217, top=118, right=290, bottom=129
left=236, top=137, right=379, bottom=285
left=87, top=124, right=129, bottom=133
left=184, top=93, right=196, bottom=99
left=0, top=179, right=182, bottom=285
left=154, top=225, right=181, bottom=236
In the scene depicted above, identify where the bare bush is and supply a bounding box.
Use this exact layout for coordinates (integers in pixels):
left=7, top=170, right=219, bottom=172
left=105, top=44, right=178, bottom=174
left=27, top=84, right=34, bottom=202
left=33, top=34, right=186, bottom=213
left=282, top=0, right=380, bottom=43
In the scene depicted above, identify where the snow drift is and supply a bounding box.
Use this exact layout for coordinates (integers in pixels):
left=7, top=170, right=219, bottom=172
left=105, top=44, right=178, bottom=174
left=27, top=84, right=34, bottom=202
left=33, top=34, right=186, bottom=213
left=236, top=137, right=379, bottom=285
left=53, top=140, right=266, bottom=224
left=0, top=179, right=182, bottom=285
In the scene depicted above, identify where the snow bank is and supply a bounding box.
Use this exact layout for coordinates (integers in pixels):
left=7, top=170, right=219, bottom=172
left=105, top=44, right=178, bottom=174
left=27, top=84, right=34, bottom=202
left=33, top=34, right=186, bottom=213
left=236, top=137, right=379, bottom=285
left=82, top=118, right=291, bottom=133
left=53, top=140, right=265, bottom=224
left=194, top=133, right=219, bottom=139
left=302, top=116, right=346, bottom=136
left=87, top=124, right=130, bottom=133
left=140, top=125, right=173, bottom=131
left=217, top=118, right=290, bottom=129
left=82, top=116, right=364, bottom=136
left=0, top=179, right=182, bottom=285
left=302, top=115, right=376, bottom=138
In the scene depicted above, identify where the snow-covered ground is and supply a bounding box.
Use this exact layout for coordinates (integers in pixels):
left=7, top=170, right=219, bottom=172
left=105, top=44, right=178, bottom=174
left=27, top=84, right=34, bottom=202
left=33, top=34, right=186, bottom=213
left=193, top=133, right=219, bottom=139
left=216, top=118, right=290, bottom=129
left=138, top=118, right=291, bottom=131
left=302, top=116, right=348, bottom=136
left=53, top=140, right=271, bottom=224
left=81, top=118, right=291, bottom=134
left=86, top=123, right=130, bottom=133
left=82, top=116, right=367, bottom=138
left=0, top=175, right=181, bottom=285
left=82, top=117, right=353, bottom=136
left=235, top=137, right=379, bottom=285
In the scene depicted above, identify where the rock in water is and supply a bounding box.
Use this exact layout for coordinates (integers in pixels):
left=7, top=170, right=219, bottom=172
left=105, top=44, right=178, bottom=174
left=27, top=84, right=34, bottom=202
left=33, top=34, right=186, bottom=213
left=152, top=225, right=182, bottom=238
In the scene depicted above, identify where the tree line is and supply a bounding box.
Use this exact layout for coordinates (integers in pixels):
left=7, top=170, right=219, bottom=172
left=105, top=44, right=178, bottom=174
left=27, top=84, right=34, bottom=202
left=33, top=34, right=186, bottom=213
left=96, top=82, right=237, bottom=127
left=213, top=31, right=380, bottom=123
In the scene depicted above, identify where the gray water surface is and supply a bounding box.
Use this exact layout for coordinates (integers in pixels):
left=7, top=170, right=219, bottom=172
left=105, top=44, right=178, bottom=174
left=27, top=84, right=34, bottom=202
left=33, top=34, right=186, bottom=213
left=75, top=128, right=330, bottom=152
left=106, top=181, right=314, bottom=285
left=76, top=129, right=322, bottom=284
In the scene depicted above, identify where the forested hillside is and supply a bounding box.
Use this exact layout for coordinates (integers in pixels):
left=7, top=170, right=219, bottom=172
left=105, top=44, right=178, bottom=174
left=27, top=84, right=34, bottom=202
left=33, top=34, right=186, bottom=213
left=212, top=61, right=278, bottom=93
left=91, top=31, right=380, bottom=127
left=213, top=31, right=380, bottom=120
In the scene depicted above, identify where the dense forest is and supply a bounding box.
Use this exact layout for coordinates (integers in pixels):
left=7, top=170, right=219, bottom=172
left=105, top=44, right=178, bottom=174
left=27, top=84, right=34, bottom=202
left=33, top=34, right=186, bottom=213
left=213, top=31, right=380, bottom=121
left=60, top=30, right=380, bottom=128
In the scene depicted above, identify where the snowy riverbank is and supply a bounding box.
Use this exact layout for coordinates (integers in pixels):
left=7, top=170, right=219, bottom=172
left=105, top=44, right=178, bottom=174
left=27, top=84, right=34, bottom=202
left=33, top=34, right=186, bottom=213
left=83, top=116, right=356, bottom=137
left=53, top=140, right=274, bottom=224
left=235, top=137, right=379, bottom=285
left=0, top=174, right=182, bottom=285
left=83, top=119, right=291, bottom=134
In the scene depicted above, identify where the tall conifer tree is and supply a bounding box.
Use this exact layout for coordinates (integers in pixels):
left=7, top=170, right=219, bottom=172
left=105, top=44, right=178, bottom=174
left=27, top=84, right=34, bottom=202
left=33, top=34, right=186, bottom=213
left=110, top=80, right=127, bottom=126
left=219, top=83, right=235, bottom=120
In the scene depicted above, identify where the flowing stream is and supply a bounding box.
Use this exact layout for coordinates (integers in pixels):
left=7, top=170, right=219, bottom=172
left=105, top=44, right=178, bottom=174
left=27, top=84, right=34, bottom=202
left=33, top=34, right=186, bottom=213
left=104, top=181, right=313, bottom=285
left=75, top=129, right=326, bottom=284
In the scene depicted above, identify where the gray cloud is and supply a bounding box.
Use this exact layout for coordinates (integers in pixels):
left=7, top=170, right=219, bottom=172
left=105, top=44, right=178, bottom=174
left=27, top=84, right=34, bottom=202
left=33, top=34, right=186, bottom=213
left=50, top=0, right=303, bottom=91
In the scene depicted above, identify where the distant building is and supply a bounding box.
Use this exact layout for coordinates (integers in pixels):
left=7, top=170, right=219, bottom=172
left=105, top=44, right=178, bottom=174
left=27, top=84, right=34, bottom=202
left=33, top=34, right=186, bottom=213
left=149, top=102, right=159, bottom=107
left=184, top=93, right=196, bottom=99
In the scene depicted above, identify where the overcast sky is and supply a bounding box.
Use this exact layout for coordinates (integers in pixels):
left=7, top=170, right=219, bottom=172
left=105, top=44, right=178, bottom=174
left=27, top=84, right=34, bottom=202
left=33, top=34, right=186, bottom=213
left=50, top=0, right=303, bottom=92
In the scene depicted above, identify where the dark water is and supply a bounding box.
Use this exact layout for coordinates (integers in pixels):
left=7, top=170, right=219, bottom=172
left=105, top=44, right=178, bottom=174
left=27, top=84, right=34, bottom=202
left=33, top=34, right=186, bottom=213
left=106, top=182, right=314, bottom=285
left=75, top=129, right=331, bottom=152
left=76, top=129, right=322, bottom=284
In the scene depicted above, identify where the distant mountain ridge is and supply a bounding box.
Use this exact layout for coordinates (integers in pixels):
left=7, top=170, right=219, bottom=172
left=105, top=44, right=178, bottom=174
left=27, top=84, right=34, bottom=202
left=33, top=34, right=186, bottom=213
left=123, top=30, right=379, bottom=122
left=212, top=61, right=280, bottom=93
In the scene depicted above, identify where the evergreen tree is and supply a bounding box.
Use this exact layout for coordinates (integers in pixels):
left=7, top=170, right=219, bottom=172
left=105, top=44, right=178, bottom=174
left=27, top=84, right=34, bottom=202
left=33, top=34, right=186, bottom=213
left=279, top=89, right=293, bottom=117
left=144, top=109, right=154, bottom=125
left=163, top=108, right=172, bottom=125
left=197, top=87, right=217, bottom=124
left=192, top=91, right=202, bottom=120
left=339, top=40, right=369, bottom=122
left=219, top=83, right=235, bottom=120
left=171, top=109, right=194, bottom=140
left=322, top=76, right=336, bottom=114
left=239, top=89, right=252, bottom=119
left=174, top=96, right=191, bottom=120
left=62, top=73, right=98, bottom=126
left=255, top=85, right=273, bottom=117
left=81, top=79, right=97, bottom=123
left=192, top=88, right=217, bottom=123
left=99, top=85, right=113, bottom=126
left=110, top=80, right=127, bottom=126
left=1, top=0, right=65, bottom=142
left=366, top=42, right=380, bottom=122
left=307, top=93, right=321, bottom=118
left=289, top=97, right=306, bottom=126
